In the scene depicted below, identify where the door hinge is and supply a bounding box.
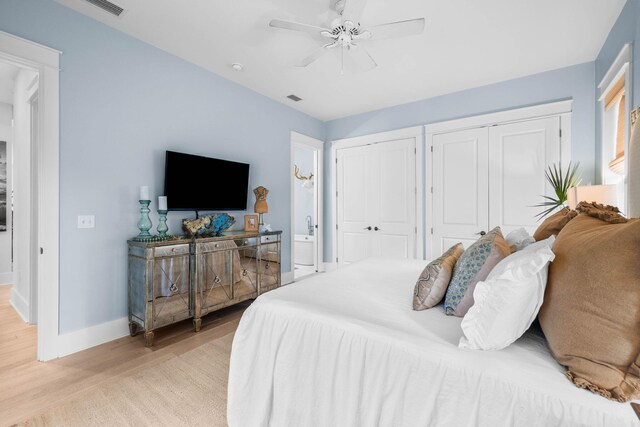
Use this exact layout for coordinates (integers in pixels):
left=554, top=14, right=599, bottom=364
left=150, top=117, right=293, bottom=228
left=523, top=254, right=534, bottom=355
left=335, top=158, right=338, bottom=164
left=336, top=257, right=339, bottom=263
left=414, top=147, right=417, bottom=154
left=336, top=224, right=338, bottom=230
left=430, top=146, right=433, bottom=153
left=336, top=190, right=338, bottom=198
left=559, top=129, right=562, bottom=138
left=430, top=228, right=433, bottom=235
left=40, top=247, right=44, bottom=254
left=415, top=226, right=418, bottom=233
left=430, top=186, right=433, bottom=194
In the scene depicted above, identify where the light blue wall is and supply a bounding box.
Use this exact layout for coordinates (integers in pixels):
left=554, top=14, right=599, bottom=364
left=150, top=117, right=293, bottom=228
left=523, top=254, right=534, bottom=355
left=595, top=0, right=639, bottom=180
left=0, top=0, right=324, bottom=333
left=294, top=147, right=315, bottom=236
left=324, top=63, right=596, bottom=262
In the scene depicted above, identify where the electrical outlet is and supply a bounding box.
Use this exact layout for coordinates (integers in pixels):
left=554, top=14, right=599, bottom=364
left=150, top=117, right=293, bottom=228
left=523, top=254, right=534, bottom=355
left=77, top=215, right=95, bottom=229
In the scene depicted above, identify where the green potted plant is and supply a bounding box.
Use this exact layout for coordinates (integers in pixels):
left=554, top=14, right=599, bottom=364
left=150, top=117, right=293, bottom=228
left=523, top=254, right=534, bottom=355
left=534, top=162, right=581, bottom=219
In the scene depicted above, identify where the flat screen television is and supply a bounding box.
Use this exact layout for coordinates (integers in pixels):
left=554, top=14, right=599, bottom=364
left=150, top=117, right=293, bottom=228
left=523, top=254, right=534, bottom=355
left=164, top=151, right=250, bottom=211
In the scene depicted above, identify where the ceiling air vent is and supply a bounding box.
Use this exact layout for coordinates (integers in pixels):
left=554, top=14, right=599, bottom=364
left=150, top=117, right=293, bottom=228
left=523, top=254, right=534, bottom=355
left=287, top=94, right=302, bottom=102
left=84, top=0, right=124, bottom=16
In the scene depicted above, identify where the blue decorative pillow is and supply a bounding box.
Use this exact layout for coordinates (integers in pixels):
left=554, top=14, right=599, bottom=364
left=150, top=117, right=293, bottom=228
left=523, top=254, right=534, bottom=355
left=444, top=227, right=512, bottom=317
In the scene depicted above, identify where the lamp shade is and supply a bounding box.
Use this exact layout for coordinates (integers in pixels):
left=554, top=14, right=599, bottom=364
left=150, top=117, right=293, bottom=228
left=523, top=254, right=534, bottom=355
left=567, top=185, right=619, bottom=210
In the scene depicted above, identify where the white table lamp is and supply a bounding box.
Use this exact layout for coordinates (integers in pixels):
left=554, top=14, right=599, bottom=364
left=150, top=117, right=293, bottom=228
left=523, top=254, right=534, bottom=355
left=567, top=185, right=619, bottom=210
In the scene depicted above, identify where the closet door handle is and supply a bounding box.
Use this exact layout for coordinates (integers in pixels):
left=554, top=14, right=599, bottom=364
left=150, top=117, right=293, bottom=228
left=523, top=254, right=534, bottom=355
left=364, top=226, right=372, bottom=231
left=476, top=231, right=486, bottom=236
left=374, top=227, right=381, bottom=231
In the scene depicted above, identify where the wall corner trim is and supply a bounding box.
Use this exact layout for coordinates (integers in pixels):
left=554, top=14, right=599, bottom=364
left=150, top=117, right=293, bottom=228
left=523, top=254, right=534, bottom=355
left=57, top=317, right=129, bottom=358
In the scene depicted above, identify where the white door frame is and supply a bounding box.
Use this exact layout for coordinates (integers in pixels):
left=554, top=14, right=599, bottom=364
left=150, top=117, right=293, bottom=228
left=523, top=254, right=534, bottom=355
left=330, top=126, right=424, bottom=267
left=424, top=100, right=572, bottom=260
left=290, top=131, right=324, bottom=277
left=0, top=31, right=61, bottom=361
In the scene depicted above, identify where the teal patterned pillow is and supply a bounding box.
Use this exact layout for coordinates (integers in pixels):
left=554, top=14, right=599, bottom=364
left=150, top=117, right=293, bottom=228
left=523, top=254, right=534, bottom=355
left=444, top=227, right=512, bottom=317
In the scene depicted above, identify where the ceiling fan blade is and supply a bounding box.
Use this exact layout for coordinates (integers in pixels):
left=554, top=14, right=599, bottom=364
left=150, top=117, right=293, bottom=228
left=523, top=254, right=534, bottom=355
left=341, top=0, right=368, bottom=24
left=296, top=46, right=330, bottom=67
left=367, top=18, right=425, bottom=40
left=343, top=44, right=377, bottom=73
left=269, top=19, right=332, bottom=37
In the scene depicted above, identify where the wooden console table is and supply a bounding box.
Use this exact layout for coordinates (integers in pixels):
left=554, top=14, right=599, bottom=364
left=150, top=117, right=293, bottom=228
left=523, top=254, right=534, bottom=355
left=128, top=230, right=282, bottom=346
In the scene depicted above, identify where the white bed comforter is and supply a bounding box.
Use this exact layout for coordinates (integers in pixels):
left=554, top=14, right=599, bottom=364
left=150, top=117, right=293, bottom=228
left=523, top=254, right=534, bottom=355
left=227, top=259, right=638, bottom=427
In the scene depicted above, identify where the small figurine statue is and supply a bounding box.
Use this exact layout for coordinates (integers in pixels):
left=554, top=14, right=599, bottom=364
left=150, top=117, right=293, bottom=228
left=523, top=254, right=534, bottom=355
left=253, top=186, right=269, bottom=214
left=253, top=186, right=269, bottom=230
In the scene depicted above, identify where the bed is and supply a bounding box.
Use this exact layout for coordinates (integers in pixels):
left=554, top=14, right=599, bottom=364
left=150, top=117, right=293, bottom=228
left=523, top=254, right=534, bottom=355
left=227, top=258, right=639, bottom=426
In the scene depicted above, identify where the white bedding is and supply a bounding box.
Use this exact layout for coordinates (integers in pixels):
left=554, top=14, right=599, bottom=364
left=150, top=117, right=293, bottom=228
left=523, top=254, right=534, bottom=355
left=227, top=259, right=638, bottom=427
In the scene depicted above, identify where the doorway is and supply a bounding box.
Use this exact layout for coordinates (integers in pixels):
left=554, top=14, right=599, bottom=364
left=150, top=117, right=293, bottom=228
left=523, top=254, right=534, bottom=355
left=0, top=30, right=60, bottom=361
left=0, top=57, right=39, bottom=361
left=290, top=132, right=324, bottom=281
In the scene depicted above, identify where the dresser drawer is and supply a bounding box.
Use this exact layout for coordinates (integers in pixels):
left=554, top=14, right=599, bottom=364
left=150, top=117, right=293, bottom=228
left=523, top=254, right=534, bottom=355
left=154, top=244, right=190, bottom=257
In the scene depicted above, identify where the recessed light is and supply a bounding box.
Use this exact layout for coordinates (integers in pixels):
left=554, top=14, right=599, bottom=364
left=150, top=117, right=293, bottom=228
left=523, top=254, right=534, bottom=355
left=231, top=63, right=244, bottom=72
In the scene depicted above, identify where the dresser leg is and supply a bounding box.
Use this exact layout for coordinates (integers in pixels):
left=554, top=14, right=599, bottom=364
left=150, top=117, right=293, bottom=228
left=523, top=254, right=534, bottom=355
left=128, top=322, right=140, bottom=337
left=144, top=330, right=155, bottom=347
left=193, top=318, right=202, bottom=332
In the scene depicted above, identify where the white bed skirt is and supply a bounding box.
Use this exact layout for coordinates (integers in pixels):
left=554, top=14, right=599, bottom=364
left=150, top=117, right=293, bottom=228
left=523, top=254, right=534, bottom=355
left=227, top=259, right=638, bottom=427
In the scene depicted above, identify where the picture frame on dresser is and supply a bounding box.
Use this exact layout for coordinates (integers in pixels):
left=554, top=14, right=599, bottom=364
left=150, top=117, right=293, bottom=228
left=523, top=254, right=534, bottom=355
left=244, top=214, right=259, bottom=232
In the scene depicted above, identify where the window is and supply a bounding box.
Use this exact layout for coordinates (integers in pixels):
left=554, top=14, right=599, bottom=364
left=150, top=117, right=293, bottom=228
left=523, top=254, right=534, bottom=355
left=599, top=44, right=632, bottom=211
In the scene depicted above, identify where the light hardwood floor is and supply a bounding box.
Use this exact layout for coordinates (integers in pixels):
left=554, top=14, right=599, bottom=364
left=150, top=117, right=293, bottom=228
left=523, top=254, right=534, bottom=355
left=0, top=285, right=248, bottom=426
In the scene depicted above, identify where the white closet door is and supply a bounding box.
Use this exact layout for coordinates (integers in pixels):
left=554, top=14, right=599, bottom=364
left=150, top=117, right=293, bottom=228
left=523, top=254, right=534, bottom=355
left=337, top=145, right=374, bottom=265
left=432, top=128, right=489, bottom=254
left=372, top=139, right=416, bottom=259
left=337, top=139, right=416, bottom=266
left=488, top=117, right=561, bottom=235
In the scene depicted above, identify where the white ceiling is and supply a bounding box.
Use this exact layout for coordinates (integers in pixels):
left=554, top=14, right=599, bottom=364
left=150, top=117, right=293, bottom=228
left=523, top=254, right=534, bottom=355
left=54, top=0, right=626, bottom=121
left=0, top=61, right=20, bottom=105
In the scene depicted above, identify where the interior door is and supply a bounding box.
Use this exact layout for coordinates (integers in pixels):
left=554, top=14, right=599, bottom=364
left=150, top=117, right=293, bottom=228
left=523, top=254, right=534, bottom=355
left=432, top=128, right=489, bottom=254
left=488, top=117, right=561, bottom=235
left=337, top=145, right=373, bottom=265
left=337, top=139, right=417, bottom=266
left=372, top=138, right=416, bottom=259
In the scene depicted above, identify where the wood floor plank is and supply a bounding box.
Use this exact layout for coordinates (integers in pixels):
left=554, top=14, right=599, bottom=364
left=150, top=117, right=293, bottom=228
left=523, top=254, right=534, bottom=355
left=0, top=285, right=247, bottom=427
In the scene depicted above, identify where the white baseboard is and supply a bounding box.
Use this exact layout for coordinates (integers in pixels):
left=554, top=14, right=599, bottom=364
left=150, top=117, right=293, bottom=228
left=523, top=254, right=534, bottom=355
left=282, top=271, right=294, bottom=285
left=10, top=287, right=29, bottom=323
left=323, top=262, right=338, bottom=272
left=58, top=316, right=129, bottom=358
left=0, top=272, right=14, bottom=284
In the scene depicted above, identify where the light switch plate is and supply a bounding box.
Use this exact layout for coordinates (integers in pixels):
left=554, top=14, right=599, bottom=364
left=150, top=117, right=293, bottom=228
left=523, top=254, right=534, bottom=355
left=78, top=215, right=95, bottom=229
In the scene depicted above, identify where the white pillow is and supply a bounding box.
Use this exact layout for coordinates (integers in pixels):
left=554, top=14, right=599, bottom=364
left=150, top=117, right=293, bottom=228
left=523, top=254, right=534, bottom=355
left=458, top=236, right=555, bottom=351
left=505, top=227, right=536, bottom=251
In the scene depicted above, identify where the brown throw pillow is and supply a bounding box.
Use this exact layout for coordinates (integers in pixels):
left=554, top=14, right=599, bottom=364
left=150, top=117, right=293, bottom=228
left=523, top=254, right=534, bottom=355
left=533, top=207, right=577, bottom=241
left=538, top=214, right=640, bottom=402
left=413, top=243, right=464, bottom=310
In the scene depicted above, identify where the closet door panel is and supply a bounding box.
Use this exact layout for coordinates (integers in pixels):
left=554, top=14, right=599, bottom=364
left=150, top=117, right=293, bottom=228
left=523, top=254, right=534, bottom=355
left=337, top=146, right=373, bottom=265
left=374, top=138, right=416, bottom=259
left=489, top=117, right=561, bottom=235
left=432, top=128, right=489, bottom=254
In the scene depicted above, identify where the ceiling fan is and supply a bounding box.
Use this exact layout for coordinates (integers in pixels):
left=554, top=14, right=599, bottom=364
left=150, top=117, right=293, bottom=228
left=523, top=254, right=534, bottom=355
left=269, top=0, right=425, bottom=72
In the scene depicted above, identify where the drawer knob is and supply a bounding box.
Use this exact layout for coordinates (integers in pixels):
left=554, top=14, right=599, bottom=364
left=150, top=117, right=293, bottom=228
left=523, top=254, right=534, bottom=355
left=215, top=244, right=220, bottom=248
left=242, top=269, right=248, bottom=277
left=214, top=276, right=221, bottom=284
left=244, top=240, right=248, bottom=245
left=265, top=263, right=271, bottom=270
left=171, top=248, right=176, bottom=252
left=169, top=283, right=178, bottom=293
